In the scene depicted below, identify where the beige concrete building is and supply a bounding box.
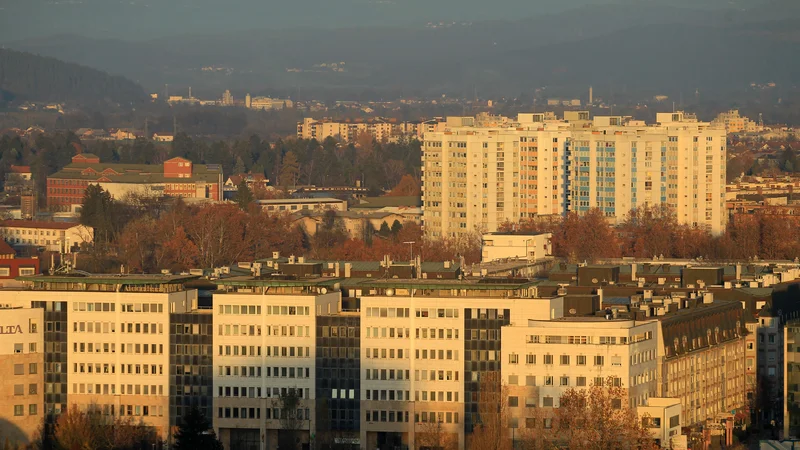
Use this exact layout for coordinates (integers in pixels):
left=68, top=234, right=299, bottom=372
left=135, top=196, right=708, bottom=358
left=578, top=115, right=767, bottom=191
left=356, top=280, right=563, bottom=450
left=422, top=111, right=727, bottom=237
left=711, top=110, right=761, bottom=134
left=2, top=274, right=199, bottom=441
left=297, top=117, right=444, bottom=143
left=0, top=306, right=45, bottom=446
left=422, top=115, right=572, bottom=238
left=480, top=232, right=552, bottom=262
left=0, top=220, right=93, bottom=253
left=212, top=276, right=340, bottom=450
left=656, top=298, right=746, bottom=426
left=256, top=197, right=347, bottom=214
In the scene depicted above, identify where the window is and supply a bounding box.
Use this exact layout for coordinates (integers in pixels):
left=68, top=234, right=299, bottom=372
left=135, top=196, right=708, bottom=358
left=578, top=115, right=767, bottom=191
left=611, top=399, right=622, bottom=409
left=544, top=376, right=554, bottom=386
left=543, top=355, right=553, bottom=365
left=560, top=355, right=570, bottom=365
left=29, top=363, right=37, bottom=374
left=508, top=353, right=519, bottom=364
left=526, top=354, right=536, bottom=364
left=29, top=404, right=37, bottom=415
left=508, top=397, right=519, bottom=407
left=542, top=397, right=554, bottom=407
left=594, top=356, right=604, bottom=366
left=669, top=415, right=680, bottom=428
left=14, top=385, right=24, bottom=396
left=14, top=364, right=24, bottom=375
left=576, top=355, right=586, bottom=365
left=576, top=377, right=586, bottom=387
left=525, top=376, right=536, bottom=387
left=14, top=405, right=23, bottom=416
left=508, top=375, right=518, bottom=385
left=560, top=376, right=569, bottom=386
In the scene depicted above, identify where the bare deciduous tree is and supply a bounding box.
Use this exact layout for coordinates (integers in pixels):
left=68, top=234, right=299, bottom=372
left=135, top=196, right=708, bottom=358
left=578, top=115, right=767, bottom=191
left=468, top=371, right=512, bottom=450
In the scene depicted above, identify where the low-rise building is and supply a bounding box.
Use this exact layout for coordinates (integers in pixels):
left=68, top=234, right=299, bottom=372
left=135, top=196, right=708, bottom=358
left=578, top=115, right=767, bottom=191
left=0, top=240, right=39, bottom=283
left=152, top=132, right=174, bottom=142
left=256, top=197, right=347, bottom=214
left=481, top=232, right=553, bottom=263
left=46, top=154, right=223, bottom=212
left=0, top=220, right=92, bottom=253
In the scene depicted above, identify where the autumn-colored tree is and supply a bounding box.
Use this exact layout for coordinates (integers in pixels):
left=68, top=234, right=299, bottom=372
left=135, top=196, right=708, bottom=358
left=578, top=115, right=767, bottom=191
left=550, top=377, right=652, bottom=450
left=416, top=418, right=458, bottom=450
left=387, top=174, right=421, bottom=197
left=117, top=217, right=158, bottom=272
left=183, top=204, right=252, bottom=268
left=54, top=404, right=158, bottom=450
left=354, top=131, right=375, bottom=162
left=620, top=204, right=677, bottom=259
left=468, top=371, right=512, bottom=450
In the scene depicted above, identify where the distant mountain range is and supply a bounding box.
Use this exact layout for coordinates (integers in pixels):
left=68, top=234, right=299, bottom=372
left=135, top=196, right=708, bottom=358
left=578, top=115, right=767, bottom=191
left=0, top=49, right=149, bottom=107
left=3, top=1, right=800, bottom=99
left=0, top=0, right=778, bottom=42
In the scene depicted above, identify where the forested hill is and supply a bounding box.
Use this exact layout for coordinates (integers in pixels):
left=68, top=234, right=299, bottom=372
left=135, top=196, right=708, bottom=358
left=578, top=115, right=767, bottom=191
left=0, top=48, right=148, bottom=107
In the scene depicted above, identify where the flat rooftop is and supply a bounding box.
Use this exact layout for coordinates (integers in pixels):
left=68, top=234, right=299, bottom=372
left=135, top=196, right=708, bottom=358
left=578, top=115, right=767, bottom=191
left=17, top=273, right=199, bottom=285
left=255, top=198, right=344, bottom=204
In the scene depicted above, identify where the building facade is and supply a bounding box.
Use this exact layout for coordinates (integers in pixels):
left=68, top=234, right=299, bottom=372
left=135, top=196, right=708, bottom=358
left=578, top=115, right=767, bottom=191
left=421, top=112, right=727, bottom=237
left=46, top=154, right=223, bottom=212
left=0, top=274, right=201, bottom=444
left=0, top=220, right=93, bottom=253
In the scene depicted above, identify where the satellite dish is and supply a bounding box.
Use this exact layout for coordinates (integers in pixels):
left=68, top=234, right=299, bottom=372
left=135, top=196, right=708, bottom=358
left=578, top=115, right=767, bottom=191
left=386, top=289, right=395, bottom=297
left=320, top=287, right=328, bottom=295
left=569, top=308, right=577, bottom=315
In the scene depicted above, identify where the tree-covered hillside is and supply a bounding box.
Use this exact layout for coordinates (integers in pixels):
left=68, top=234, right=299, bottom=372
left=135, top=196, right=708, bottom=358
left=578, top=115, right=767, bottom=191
left=0, top=48, right=148, bottom=107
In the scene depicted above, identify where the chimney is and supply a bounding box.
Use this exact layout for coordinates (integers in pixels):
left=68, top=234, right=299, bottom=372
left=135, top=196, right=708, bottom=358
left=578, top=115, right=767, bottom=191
left=335, top=263, right=340, bottom=278
left=703, top=292, right=714, bottom=304
left=630, top=263, right=637, bottom=282
left=596, top=288, right=604, bottom=307
left=273, top=251, right=280, bottom=260
left=298, top=256, right=305, bottom=264
left=344, top=263, right=352, bottom=278
left=735, top=264, right=742, bottom=280
left=444, top=260, right=451, bottom=269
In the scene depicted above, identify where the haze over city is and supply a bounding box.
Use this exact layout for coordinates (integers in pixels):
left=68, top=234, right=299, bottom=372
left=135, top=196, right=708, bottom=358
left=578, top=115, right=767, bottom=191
left=1, top=1, right=800, bottom=450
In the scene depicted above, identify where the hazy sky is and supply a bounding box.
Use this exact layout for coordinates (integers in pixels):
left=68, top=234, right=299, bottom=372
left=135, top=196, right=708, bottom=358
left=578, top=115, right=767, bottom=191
left=0, top=0, right=760, bottom=42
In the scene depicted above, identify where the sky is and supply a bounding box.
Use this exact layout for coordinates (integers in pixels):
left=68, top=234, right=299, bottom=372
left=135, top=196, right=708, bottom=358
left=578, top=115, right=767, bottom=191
left=0, top=0, right=760, bottom=42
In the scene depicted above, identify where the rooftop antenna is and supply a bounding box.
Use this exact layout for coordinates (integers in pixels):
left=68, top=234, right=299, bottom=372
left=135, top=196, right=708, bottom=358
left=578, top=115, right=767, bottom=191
left=164, top=84, right=169, bottom=101
left=672, top=101, right=675, bottom=113
left=189, top=87, right=192, bottom=99
left=173, top=115, right=177, bottom=136
left=144, top=117, right=149, bottom=139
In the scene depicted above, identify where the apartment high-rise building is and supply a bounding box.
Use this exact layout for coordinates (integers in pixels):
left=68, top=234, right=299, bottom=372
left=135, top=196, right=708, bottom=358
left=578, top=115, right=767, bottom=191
left=421, top=114, right=572, bottom=238
left=421, top=112, right=727, bottom=237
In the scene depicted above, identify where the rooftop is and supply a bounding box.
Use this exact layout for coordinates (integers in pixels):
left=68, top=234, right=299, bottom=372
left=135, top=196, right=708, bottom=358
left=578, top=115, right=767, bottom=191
left=0, top=220, right=84, bottom=230
left=17, top=273, right=199, bottom=286
left=256, top=198, right=345, bottom=205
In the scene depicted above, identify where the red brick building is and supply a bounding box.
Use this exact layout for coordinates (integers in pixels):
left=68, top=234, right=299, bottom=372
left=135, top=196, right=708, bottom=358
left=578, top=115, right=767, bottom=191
left=47, top=154, right=223, bottom=212
left=0, top=240, right=39, bottom=282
